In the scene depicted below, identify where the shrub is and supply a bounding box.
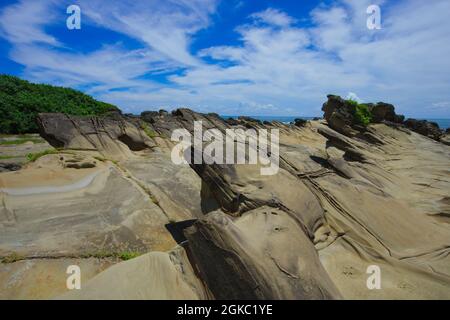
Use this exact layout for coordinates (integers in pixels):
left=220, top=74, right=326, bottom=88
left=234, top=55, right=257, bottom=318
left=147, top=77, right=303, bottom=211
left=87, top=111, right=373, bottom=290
left=346, top=99, right=372, bottom=127
left=0, top=75, right=119, bottom=134
left=26, top=149, right=56, bottom=162
left=25, top=149, right=73, bottom=162
left=118, top=251, right=141, bottom=261
left=141, top=122, right=158, bottom=138
left=79, top=250, right=141, bottom=261
left=1, top=252, right=24, bottom=263
left=0, top=137, right=43, bottom=145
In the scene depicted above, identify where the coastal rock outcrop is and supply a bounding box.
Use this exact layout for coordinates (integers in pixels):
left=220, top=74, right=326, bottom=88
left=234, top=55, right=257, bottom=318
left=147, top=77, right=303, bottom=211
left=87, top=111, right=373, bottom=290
left=1, top=97, right=449, bottom=300
left=440, top=132, right=450, bottom=146
left=321, top=95, right=405, bottom=137
left=185, top=208, right=341, bottom=299
left=321, top=95, right=450, bottom=145
left=37, top=113, right=155, bottom=160
left=60, top=247, right=208, bottom=300
left=321, top=95, right=359, bottom=136
left=404, top=118, right=443, bottom=141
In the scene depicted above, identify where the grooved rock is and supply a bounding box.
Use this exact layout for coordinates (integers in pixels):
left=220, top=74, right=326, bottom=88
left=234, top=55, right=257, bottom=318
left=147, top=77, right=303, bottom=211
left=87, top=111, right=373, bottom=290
left=369, top=102, right=404, bottom=123
left=440, top=133, right=450, bottom=146
left=322, top=95, right=405, bottom=137
left=321, top=95, right=358, bottom=136
left=1, top=101, right=450, bottom=300
left=184, top=208, right=342, bottom=300
left=59, top=247, right=208, bottom=300
left=37, top=113, right=155, bottom=159
left=404, top=118, right=443, bottom=141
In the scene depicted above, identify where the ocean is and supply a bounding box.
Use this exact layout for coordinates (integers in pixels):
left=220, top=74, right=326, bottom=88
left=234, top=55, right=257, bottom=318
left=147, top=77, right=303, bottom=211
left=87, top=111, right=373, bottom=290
left=222, top=116, right=450, bottom=130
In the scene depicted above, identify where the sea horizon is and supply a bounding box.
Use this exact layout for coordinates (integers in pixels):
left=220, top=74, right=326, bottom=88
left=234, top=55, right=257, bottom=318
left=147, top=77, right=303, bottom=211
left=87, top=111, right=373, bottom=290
left=221, top=115, right=450, bottom=129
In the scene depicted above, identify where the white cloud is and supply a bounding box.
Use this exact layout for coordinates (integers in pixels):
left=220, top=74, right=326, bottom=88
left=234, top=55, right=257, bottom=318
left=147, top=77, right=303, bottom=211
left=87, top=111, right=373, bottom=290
left=346, top=92, right=362, bottom=103
left=429, top=102, right=450, bottom=112
left=77, top=0, right=217, bottom=66
left=250, top=8, right=296, bottom=27
left=0, top=0, right=60, bottom=45
left=0, top=0, right=449, bottom=118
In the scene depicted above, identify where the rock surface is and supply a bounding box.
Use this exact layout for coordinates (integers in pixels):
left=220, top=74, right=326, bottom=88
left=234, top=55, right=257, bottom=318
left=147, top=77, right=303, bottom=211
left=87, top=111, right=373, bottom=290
left=36, top=113, right=155, bottom=160
left=60, top=247, right=208, bottom=300
left=321, top=95, right=448, bottom=144
left=185, top=208, right=341, bottom=299
left=404, top=118, right=443, bottom=141
left=1, top=98, right=449, bottom=299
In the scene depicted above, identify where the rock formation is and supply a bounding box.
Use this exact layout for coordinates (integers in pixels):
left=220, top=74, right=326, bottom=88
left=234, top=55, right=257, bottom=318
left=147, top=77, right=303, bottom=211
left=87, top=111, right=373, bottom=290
left=0, top=97, right=449, bottom=300
left=403, top=118, right=443, bottom=141
left=36, top=112, right=155, bottom=160
left=322, top=95, right=449, bottom=146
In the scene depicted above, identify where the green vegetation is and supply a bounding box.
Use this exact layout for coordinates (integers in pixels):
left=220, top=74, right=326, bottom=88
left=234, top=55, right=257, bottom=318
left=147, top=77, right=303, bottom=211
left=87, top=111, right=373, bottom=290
left=1, top=251, right=141, bottom=264
left=1, top=252, right=24, bottom=264
left=149, top=193, right=159, bottom=205
left=80, top=250, right=142, bottom=261
left=0, top=137, right=43, bottom=145
left=93, top=156, right=107, bottom=162
left=346, top=99, right=372, bottom=127
left=118, top=251, right=141, bottom=261
left=141, top=122, right=158, bottom=138
left=0, top=155, right=18, bottom=160
left=0, top=74, right=119, bottom=134
left=25, top=149, right=78, bottom=162
left=26, top=149, right=59, bottom=162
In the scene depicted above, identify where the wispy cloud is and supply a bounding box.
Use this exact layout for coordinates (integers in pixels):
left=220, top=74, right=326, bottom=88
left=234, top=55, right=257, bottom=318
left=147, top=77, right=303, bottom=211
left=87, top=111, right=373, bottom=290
left=250, top=8, right=296, bottom=27
left=0, top=0, right=449, bottom=117
left=0, top=0, right=60, bottom=45
left=77, top=0, right=217, bottom=66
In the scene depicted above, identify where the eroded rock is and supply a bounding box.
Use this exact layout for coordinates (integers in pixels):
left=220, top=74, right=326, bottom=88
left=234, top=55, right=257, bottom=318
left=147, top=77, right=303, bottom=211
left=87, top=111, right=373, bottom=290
left=37, top=113, right=155, bottom=159
left=185, top=208, right=342, bottom=299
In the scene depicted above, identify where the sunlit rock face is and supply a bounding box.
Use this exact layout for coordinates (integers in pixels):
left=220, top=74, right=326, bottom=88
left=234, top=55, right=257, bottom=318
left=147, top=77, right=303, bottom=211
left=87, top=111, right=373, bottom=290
left=1, top=99, right=449, bottom=300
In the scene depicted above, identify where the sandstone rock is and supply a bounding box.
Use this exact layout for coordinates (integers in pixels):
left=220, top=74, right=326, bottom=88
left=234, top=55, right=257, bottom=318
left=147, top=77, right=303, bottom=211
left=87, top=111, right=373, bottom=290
left=404, top=118, right=443, bottom=141
left=1, top=102, right=449, bottom=300
left=322, top=95, right=405, bottom=136
left=370, top=102, right=404, bottom=123
left=0, top=257, right=115, bottom=299
left=185, top=208, right=342, bottom=299
left=0, top=163, right=21, bottom=172
left=322, top=95, right=354, bottom=135
left=0, top=154, right=176, bottom=258
left=59, top=247, right=208, bottom=300
left=440, top=133, right=450, bottom=146
left=294, top=118, right=308, bottom=127
left=37, top=113, right=155, bottom=160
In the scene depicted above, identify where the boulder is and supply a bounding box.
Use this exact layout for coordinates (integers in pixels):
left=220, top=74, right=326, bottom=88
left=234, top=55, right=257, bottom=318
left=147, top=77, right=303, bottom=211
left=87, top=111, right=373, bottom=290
left=294, top=118, right=308, bottom=127
left=184, top=208, right=342, bottom=299
left=404, top=118, right=442, bottom=141
left=36, top=113, right=155, bottom=159
left=440, top=133, right=450, bottom=146
left=322, top=95, right=405, bottom=136
left=371, top=102, right=396, bottom=123
left=0, top=163, right=21, bottom=172
left=237, top=116, right=262, bottom=125
left=3, top=103, right=450, bottom=300
left=321, top=95, right=359, bottom=136
left=59, top=248, right=208, bottom=300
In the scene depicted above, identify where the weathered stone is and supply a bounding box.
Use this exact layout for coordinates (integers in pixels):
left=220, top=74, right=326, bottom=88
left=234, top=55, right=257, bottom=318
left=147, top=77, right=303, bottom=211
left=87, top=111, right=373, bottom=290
left=404, top=118, right=443, bottom=141
left=37, top=113, right=155, bottom=159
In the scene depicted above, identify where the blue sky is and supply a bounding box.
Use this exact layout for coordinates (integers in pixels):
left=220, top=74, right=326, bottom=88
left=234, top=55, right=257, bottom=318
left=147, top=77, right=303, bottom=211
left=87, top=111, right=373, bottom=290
left=0, top=0, right=449, bottom=118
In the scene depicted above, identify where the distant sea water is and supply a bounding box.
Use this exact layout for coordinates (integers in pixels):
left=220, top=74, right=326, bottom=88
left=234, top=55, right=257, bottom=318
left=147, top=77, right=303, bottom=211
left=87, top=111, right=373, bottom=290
left=424, top=119, right=450, bottom=130
left=221, top=116, right=450, bottom=130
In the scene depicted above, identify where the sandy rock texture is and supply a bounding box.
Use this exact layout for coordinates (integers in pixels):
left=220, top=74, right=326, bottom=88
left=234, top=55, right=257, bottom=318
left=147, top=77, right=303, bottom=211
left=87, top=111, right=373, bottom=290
left=1, top=99, right=449, bottom=299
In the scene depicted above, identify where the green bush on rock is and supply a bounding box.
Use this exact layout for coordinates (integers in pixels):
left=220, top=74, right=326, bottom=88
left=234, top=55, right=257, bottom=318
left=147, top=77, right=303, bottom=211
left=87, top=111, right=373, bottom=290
left=0, top=75, right=119, bottom=134
left=346, top=99, right=372, bottom=127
